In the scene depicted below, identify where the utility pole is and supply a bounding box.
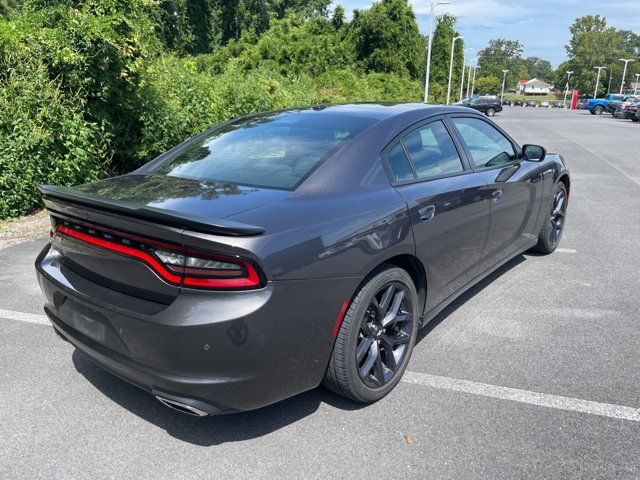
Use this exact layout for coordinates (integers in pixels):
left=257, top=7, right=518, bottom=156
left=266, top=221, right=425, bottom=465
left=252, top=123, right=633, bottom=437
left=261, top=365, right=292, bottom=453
left=563, top=71, right=573, bottom=107
left=593, top=66, right=606, bottom=99
left=446, top=36, right=463, bottom=105
left=471, top=65, right=480, bottom=96
left=500, top=69, right=509, bottom=101
left=635, top=73, right=640, bottom=96
left=619, top=58, right=635, bottom=94
left=424, top=1, right=451, bottom=103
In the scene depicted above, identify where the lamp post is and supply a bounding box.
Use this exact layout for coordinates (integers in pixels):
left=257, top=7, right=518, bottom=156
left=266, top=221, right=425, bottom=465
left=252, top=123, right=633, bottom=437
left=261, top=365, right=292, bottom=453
left=446, top=36, right=463, bottom=105
left=635, top=73, right=640, bottom=96
left=619, top=58, right=635, bottom=94
left=459, top=48, right=473, bottom=100
left=593, top=66, right=606, bottom=99
left=471, top=65, right=480, bottom=96
left=562, top=70, right=573, bottom=106
left=466, top=58, right=476, bottom=98
left=424, top=1, right=451, bottom=103
left=500, top=69, right=508, bottom=101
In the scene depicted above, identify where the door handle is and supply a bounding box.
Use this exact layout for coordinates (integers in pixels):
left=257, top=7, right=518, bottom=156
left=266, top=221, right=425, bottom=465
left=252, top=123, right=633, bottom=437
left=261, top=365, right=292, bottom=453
left=419, top=205, right=436, bottom=222
left=491, top=189, right=503, bottom=203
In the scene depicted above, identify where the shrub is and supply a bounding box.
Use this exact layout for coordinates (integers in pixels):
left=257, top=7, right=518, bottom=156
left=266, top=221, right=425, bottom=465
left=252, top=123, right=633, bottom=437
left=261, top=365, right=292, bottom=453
left=0, top=65, right=107, bottom=218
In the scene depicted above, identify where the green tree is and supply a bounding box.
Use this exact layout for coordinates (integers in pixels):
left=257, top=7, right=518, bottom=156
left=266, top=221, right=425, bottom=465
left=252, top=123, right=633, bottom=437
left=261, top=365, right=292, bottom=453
left=565, top=15, right=625, bottom=96
left=522, top=56, right=553, bottom=81
left=477, top=38, right=527, bottom=90
left=348, top=0, right=423, bottom=78
left=429, top=13, right=464, bottom=102
left=473, top=75, right=501, bottom=95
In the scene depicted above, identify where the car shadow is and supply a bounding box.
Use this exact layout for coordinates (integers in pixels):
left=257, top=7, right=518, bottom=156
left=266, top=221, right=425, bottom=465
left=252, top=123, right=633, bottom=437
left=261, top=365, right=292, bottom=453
left=72, top=349, right=365, bottom=446
left=72, top=253, right=528, bottom=445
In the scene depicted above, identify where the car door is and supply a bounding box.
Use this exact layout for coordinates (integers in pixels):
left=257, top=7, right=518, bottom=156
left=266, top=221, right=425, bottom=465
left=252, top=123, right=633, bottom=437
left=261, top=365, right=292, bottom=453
left=384, top=117, right=491, bottom=310
left=448, top=115, right=543, bottom=273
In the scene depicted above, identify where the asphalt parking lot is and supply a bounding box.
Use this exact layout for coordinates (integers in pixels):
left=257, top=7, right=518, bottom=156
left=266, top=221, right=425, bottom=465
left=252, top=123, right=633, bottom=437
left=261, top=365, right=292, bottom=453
left=1, top=107, right=639, bottom=479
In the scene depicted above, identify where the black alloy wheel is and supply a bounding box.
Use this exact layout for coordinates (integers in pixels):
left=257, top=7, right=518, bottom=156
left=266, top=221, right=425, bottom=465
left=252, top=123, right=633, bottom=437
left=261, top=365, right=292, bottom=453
left=547, top=187, right=567, bottom=248
left=531, top=182, right=568, bottom=254
left=356, top=282, right=413, bottom=388
left=323, top=266, right=418, bottom=402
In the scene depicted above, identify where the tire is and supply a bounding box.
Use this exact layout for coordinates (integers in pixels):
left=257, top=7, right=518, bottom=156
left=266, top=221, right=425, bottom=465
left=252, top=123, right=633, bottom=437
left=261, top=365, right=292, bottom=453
left=530, top=182, right=568, bottom=254
left=593, top=105, right=604, bottom=115
left=486, top=107, right=496, bottom=117
left=323, top=265, right=419, bottom=403
left=631, top=117, right=639, bottom=123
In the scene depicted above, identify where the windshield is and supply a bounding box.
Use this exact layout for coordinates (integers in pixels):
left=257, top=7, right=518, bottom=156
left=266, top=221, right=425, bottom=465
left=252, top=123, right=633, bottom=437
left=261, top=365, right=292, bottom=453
left=154, top=111, right=377, bottom=190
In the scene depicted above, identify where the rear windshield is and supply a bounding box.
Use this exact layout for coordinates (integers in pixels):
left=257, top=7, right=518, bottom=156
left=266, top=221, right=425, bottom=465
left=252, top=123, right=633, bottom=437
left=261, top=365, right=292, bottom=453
left=154, top=111, right=377, bottom=190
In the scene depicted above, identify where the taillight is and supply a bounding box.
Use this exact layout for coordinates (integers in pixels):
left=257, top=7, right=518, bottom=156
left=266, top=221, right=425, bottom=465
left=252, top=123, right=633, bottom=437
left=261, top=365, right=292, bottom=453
left=55, top=219, right=264, bottom=290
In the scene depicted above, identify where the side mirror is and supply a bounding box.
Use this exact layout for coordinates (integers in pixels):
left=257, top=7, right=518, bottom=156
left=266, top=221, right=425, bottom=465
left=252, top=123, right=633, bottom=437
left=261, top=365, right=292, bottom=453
left=522, top=144, right=546, bottom=161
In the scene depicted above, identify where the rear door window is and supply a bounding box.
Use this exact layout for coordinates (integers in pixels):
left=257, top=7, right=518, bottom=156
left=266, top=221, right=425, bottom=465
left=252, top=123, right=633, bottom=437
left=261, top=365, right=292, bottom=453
left=402, top=121, right=464, bottom=179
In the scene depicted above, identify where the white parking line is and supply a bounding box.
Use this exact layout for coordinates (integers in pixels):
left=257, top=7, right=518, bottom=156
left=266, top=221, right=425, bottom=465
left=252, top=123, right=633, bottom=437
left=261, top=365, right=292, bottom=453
left=556, top=248, right=577, bottom=253
left=0, top=308, right=49, bottom=325
left=402, top=371, right=640, bottom=422
left=2, top=307, right=638, bottom=422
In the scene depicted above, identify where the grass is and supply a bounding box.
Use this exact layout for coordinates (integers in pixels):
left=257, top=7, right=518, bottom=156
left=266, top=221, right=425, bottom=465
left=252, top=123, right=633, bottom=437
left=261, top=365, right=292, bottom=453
left=502, top=92, right=563, bottom=102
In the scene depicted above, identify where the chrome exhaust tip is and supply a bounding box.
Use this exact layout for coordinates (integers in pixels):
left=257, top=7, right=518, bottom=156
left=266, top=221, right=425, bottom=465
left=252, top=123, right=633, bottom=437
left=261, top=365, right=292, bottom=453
left=155, top=395, right=209, bottom=417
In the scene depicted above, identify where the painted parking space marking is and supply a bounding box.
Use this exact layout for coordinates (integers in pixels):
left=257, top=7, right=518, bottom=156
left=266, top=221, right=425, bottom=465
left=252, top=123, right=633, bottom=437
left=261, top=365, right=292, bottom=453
left=402, top=371, right=640, bottom=422
left=0, top=308, right=49, bottom=325
left=556, top=248, right=577, bottom=253
left=2, top=307, right=638, bottom=422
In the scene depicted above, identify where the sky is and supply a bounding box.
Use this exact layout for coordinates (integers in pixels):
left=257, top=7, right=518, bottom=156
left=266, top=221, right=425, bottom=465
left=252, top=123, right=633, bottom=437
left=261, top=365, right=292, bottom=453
left=338, top=0, right=640, bottom=67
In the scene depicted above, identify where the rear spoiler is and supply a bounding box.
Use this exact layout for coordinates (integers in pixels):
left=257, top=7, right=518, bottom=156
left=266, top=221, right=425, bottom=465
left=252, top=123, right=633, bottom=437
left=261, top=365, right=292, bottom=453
left=37, top=184, right=265, bottom=236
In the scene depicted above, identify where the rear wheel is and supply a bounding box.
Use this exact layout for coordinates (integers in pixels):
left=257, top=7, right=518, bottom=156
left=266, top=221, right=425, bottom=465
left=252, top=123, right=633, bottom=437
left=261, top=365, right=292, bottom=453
left=531, top=183, right=568, bottom=254
left=486, top=107, right=496, bottom=117
left=593, top=105, right=604, bottom=115
left=323, top=266, right=418, bottom=402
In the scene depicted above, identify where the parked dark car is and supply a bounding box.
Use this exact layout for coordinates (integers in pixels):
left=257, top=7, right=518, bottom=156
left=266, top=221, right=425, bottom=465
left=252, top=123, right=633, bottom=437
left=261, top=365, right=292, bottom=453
left=613, top=101, right=640, bottom=121
left=35, top=104, right=570, bottom=416
left=514, top=99, right=524, bottom=106
left=502, top=99, right=512, bottom=106
left=526, top=100, right=537, bottom=107
left=636, top=109, right=640, bottom=122
left=552, top=100, right=564, bottom=108
left=457, top=96, right=503, bottom=116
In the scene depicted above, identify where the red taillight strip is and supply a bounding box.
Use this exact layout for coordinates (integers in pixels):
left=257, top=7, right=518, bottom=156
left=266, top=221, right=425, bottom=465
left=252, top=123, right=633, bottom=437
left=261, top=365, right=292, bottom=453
left=56, top=225, right=263, bottom=290
left=57, top=225, right=183, bottom=285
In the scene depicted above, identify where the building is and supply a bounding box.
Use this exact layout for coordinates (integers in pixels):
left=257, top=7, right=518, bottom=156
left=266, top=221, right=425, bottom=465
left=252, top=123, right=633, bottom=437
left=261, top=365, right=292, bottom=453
left=517, top=78, right=554, bottom=95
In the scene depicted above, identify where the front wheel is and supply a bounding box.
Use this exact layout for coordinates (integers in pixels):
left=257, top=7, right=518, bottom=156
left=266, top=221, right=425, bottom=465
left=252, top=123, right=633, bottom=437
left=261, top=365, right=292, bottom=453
left=323, top=266, right=418, bottom=403
left=530, top=182, right=568, bottom=254
left=486, top=107, right=496, bottom=117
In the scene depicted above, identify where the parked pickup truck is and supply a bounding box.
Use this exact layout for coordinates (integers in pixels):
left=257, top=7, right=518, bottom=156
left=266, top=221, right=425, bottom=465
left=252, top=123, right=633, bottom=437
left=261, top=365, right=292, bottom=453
left=585, top=94, right=630, bottom=115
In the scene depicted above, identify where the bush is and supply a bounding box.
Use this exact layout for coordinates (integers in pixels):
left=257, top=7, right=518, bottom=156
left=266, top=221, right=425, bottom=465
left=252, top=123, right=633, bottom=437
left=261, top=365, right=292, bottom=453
left=0, top=65, right=107, bottom=218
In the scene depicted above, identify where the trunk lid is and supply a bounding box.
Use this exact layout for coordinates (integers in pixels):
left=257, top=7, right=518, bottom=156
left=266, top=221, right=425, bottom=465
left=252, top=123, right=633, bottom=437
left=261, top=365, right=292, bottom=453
left=40, top=175, right=276, bottom=305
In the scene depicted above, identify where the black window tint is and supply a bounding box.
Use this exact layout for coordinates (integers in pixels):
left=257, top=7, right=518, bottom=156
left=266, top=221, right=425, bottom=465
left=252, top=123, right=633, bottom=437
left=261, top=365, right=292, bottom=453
left=154, top=112, right=377, bottom=190
left=402, top=121, right=464, bottom=179
left=387, top=143, right=414, bottom=181
left=451, top=117, right=517, bottom=168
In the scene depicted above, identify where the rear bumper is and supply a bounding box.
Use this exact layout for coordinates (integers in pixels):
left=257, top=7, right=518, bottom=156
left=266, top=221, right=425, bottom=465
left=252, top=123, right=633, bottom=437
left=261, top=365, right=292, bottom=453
left=36, top=244, right=357, bottom=414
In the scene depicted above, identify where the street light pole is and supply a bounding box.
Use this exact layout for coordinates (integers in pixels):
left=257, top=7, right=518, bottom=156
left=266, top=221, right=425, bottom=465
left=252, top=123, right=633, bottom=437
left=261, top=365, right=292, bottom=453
left=563, top=70, right=573, bottom=106
left=446, top=36, right=463, bottom=105
left=466, top=58, right=476, bottom=98
left=619, top=58, right=635, bottom=94
left=635, top=73, right=640, bottom=96
left=424, top=1, right=451, bottom=103
left=471, top=65, right=480, bottom=96
left=593, top=66, right=606, bottom=99
left=459, top=48, right=472, bottom=100
left=500, top=69, right=508, bottom=101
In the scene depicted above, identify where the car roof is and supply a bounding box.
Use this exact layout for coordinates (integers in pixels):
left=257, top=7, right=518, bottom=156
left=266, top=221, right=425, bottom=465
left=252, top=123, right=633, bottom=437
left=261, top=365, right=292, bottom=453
left=285, top=103, right=472, bottom=121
